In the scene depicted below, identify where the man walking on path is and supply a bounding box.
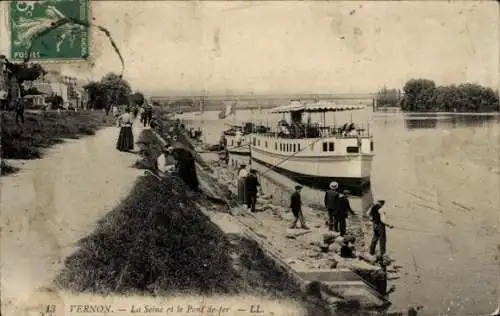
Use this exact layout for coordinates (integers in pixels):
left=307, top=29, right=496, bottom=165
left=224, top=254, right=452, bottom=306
left=289, top=185, right=309, bottom=229
left=324, top=181, right=340, bottom=231
left=367, top=200, right=394, bottom=258
left=335, top=189, right=356, bottom=236
left=112, top=105, right=119, bottom=119
left=143, top=103, right=153, bottom=127
left=15, top=99, right=24, bottom=125
left=245, top=169, right=261, bottom=212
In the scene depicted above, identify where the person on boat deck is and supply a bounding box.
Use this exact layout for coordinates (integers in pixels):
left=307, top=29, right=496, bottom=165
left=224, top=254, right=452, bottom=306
left=235, top=129, right=243, bottom=146
left=367, top=200, right=394, bottom=258
left=338, top=122, right=348, bottom=135
left=347, top=127, right=359, bottom=137
left=245, top=169, right=261, bottom=212
left=219, top=134, right=227, bottom=149
left=279, top=125, right=290, bottom=137
left=335, top=189, right=356, bottom=236
left=289, top=185, right=309, bottom=229
left=324, top=181, right=340, bottom=232
left=223, top=148, right=229, bottom=165
left=236, top=164, right=248, bottom=204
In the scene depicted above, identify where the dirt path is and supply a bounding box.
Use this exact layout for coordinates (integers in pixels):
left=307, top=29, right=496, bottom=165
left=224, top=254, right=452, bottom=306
left=1, top=120, right=145, bottom=308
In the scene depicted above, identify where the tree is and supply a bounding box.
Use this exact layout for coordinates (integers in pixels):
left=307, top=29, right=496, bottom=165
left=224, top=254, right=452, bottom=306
left=399, top=78, right=499, bottom=112
left=376, top=86, right=399, bottom=107
left=23, top=87, right=42, bottom=96
left=83, top=81, right=105, bottom=109
left=434, top=85, right=457, bottom=112
left=45, top=93, right=64, bottom=109
left=401, top=78, right=437, bottom=111
left=83, top=73, right=133, bottom=110
left=6, top=62, right=46, bottom=84
left=131, top=92, right=145, bottom=106
left=99, top=73, right=132, bottom=107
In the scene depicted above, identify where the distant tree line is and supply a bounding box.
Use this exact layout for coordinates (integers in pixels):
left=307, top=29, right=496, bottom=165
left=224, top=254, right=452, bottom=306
left=375, top=86, right=400, bottom=107
left=83, top=73, right=145, bottom=111
left=398, top=78, right=499, bottom=112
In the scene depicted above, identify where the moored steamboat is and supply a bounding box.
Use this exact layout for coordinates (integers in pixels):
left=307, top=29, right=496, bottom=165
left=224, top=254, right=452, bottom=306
left=249, top=101, right=374, bottom=192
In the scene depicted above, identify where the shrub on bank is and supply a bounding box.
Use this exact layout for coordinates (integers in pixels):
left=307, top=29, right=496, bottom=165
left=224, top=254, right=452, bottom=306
left=0, top=160, right=20, bottom=176
left=133, top=129, right=164, bottom=171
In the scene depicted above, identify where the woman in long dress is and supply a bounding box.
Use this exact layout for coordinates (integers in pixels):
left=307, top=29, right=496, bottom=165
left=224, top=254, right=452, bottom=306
left=116, top=107, right=134, bottom=152
left=237, top=164, right=248, bottom=204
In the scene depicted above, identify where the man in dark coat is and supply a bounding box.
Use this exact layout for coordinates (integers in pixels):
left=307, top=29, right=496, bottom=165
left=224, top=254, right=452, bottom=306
left=173, top=147, right=200, bottom=192
left=324, top=181, right=340, bottom=231
left=335, top=189, right=356, bottom=236
left=289, top=185, right=309, bottom=229
left=245, top=169, right=261, bottom=212
left=15, top=99, right=24, bottom=125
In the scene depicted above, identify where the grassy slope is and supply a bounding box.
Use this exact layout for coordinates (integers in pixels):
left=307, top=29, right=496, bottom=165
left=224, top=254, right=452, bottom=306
left=1, top=110, right=115, bottom=160
left=55, top=174, right=242, bottom=295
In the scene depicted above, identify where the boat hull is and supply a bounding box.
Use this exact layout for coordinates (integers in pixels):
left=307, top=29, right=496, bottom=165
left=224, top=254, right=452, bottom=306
left=251, top=145, right=372, bottom=192
left=228, top=147, right=251, bottom=156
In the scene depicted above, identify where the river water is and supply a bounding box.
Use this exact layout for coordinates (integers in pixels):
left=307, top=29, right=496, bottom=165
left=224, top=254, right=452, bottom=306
left=178, top=107, right=500, bottom=315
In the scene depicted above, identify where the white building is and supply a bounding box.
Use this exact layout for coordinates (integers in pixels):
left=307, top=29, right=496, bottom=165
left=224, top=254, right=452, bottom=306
left=50, top=82, right=68, bottom=105
left=23, top=71, right=71, bottom=108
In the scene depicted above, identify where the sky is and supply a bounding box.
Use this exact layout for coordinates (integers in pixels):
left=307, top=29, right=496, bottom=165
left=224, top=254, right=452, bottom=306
left=1, top=1, right=499, bottom=96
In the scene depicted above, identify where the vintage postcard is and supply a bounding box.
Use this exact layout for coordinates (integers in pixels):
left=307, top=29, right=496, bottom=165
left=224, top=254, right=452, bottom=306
left=1, top=1, right=499, bottom=316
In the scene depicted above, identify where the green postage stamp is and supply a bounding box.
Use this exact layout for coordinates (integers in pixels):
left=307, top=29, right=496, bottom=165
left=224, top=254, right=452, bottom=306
left=10, top=0, right=90, bottom=61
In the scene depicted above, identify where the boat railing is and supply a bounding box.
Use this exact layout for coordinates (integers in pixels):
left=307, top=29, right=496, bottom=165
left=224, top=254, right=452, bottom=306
left=251, top=121, right=372, bottom=139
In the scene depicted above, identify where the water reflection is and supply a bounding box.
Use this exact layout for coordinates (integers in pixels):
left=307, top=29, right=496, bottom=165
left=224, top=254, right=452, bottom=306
left=404, top=114, right=437, bottom=130
left=403, top=113, right=500, bottom=130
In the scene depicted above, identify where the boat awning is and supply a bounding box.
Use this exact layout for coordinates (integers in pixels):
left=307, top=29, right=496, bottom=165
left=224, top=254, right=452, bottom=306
left=269, top=101, right=305, bottom=113
left=270, top=101, right=365, bottom=113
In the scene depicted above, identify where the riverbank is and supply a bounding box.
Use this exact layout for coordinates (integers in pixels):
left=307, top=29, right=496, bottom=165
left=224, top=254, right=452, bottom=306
left=151, top=114, right=402, bottom=314
left=1, top=110, right=115, bottom=175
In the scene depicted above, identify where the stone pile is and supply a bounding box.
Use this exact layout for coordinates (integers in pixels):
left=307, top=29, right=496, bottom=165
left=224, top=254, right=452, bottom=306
left=320, top=231, right=379, bottom=265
